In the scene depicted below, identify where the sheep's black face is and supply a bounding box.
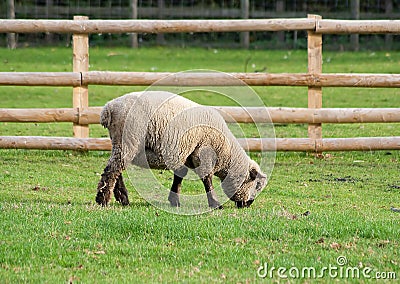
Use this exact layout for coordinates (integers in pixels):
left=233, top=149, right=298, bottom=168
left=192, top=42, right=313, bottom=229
left=222, top=160, right=267, bottom=209
left=231, top=162, right=267, bottom=208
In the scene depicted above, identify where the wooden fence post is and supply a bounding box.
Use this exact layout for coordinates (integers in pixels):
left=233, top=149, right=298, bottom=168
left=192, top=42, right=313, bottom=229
left=350, top=0, right=360, bottom=51
left=72, top=16, right=89, bottom=139
left=276, top=0, right=285, bottom=47
left=385, top=0, right=393, bottom=49
left=131, top=0, right=138, bottom=48
left=7, top=0, right=17, bottom=49
left=307, top=14, right=323, bottom=152
left=45, top=0, right=54, bottom=44
left=240, top=0, right=249, bottom=49
left=156, top=0, right=165, bottom=45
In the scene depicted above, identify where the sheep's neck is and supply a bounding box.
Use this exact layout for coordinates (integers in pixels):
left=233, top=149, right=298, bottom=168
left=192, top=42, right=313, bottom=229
left=215, top=142, right=248, bottom=182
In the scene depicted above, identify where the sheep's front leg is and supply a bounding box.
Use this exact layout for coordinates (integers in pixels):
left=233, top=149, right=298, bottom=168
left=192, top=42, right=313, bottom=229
left=113, top=174, right=130, bottom=206
left=168, top=167, right=188, bottom=207
left=202, top=174, right=223, bottom=209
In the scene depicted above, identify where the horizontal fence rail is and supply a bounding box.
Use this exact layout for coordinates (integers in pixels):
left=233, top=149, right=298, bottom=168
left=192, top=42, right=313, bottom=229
left=0, top=136, right=111, bottom=151
left=0, top=72, right=81, bottom=87
left=0, top=19, right=315, bottom=34
left=2, top=19, right=400, bottom=34
left=1, top=136, right=399, bottom=152
left=82, top=72, right=400, bottom=87
left=316, top=19, right=400, bottom=34
left=2, top=107, right=400, bottom=124
left=2, top=72, right=400, bottom=88
left=242, top=137, right=400, bottom=152
left=215, top=107, right=400, bottom=124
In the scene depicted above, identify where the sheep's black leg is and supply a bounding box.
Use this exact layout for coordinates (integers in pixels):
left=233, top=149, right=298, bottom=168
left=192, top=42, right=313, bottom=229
left=168, top=167, right=188, bottom=207
left=113, top=174, right=130, bottom=206
left=202, top=174, right=223, bottom=209
left=168, top=174, right=183, bottom=207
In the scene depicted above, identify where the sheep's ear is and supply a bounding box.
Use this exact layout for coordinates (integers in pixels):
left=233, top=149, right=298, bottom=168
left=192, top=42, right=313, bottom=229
left=249, top=168, right=258, bottom=180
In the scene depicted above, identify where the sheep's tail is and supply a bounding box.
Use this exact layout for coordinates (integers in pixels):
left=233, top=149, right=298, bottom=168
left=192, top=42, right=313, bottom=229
left=100, top=104, right=112, bottom=129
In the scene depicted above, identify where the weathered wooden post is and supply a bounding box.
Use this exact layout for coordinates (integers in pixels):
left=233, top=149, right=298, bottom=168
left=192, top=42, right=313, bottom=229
left=276, top=0, right=285, bottom=46
left=350, top=0, right=360, bottom=51
left=385, top=0, right=393, bottom=49
left=156, top=0, right=165, bottom=45
left=45, top=0, right=54, bottom=44
left=307, top=14, right=323, bottom=152
left=131, top=0, right=138, bottom=48
left=72, top=16, right=89, bottom=139
left=7, top=0, right=17, bottom=49
left=240, top=0, right=249, bottom=49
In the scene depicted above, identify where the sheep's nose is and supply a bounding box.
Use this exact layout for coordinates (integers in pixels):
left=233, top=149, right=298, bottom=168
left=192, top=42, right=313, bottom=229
left=246, top=199, right=254, bottom=207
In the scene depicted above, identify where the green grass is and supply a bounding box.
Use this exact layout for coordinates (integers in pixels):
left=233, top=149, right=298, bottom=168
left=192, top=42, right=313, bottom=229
left=0, top=47, right=400, bottom=282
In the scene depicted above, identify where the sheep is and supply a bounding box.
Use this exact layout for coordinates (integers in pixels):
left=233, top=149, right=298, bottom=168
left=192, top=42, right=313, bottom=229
left=95, top=91, right=267, bottom=209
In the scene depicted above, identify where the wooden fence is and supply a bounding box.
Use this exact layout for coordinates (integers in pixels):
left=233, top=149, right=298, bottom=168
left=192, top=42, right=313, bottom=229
left=1, top=15, right=400, bottom=152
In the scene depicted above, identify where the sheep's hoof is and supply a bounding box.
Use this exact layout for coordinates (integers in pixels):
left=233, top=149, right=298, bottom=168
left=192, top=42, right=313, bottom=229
left=96, top=197, right=107, bottom=207
left=96, top=191, right=110, bottom=207
left=235, top=200, right=253, bottom=208
left=114, top=189, right=130, bottom=206
left=116, top=196, right=130, bottom=206
left=169, top=201, right=181, bottom=207
left=208, top=201, right=223, bottom=210
left=168, top=191, right=180, bottom=207
left=206, top=191, right=222, bottom=209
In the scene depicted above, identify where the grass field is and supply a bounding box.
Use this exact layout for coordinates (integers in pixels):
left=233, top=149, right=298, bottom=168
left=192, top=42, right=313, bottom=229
left=0, top=47, right=399, bottom=283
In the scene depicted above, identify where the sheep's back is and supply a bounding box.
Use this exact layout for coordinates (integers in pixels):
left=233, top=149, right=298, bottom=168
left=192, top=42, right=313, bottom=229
left=108, top=91, right=243, bottom=173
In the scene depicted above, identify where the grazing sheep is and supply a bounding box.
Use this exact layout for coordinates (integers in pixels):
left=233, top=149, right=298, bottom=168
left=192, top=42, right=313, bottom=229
left=96, top=91, right=267, bottom=209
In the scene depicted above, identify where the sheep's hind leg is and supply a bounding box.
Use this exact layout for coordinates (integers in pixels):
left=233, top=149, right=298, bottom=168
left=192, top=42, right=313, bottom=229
left=168, top=167, right=188, bottom=207
left=202, top=174, right=223, bottom=209
left=113, top=174, right=130, bottom=206
left=96, top=157, right=124, bottom=206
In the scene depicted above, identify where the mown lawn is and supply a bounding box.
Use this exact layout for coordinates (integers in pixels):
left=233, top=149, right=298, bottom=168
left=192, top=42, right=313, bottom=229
left=0, top=47, right=399, bottom=283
